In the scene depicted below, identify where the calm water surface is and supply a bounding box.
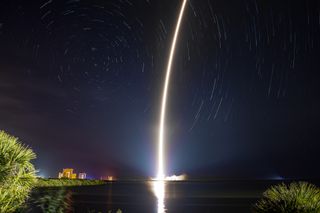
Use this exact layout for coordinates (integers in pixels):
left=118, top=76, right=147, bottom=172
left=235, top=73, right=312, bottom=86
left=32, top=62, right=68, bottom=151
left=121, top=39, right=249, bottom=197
left=70, top=180, right=271, bottom=213
left=33, top=180, right=320, bottom=213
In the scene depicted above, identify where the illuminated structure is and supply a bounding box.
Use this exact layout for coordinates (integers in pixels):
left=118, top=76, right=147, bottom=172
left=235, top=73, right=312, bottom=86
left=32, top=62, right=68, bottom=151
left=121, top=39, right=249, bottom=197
left=58, top=168, right=77, bottom=179
left=78, top=173, right=87, bottom=179
left=100, top=176, right=115, bottom=181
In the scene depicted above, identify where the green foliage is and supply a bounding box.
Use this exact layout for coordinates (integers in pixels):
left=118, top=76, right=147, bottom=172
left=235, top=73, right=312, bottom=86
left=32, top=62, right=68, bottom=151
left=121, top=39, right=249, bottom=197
left=0, top=130, right=37, bottom=213
left=34, top=188, right=72, bottom=213
left=36, top=178, right=105, bottom=187
left=254, top=182, right=320, bottom=213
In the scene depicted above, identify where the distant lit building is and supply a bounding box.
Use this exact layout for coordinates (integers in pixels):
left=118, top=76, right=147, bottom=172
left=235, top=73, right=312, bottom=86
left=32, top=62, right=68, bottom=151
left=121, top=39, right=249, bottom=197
left=78, top=173, right=87, bottom=179
left=100, top=176, right=115, bottom=181
left=58, top=172, right=63, bottom=178
left=58, top=168, right=77, bottom=179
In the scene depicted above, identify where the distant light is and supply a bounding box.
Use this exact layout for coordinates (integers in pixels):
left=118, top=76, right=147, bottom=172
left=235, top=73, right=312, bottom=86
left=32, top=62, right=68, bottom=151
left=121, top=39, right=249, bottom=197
left=78, top=173, right=87, bottom=179
left=164, top=174, right=187, bottom=181
left=271, top=175, right=285, bottom=180
left=37, top=171, right=46, bottom=178
left=37, top=174, right=46, bottom=178
left=100, top=176, right=115, bottom=181
left=151, top=174, right=187, bottom=182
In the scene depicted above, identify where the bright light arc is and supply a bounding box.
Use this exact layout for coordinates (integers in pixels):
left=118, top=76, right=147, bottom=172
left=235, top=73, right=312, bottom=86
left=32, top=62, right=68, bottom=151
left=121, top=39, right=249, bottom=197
left=157, top=0, right=188, bottom=180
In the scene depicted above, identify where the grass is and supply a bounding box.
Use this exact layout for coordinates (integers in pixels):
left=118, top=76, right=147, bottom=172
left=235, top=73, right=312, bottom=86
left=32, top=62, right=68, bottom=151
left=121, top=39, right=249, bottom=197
left=0, top=130, right=37, bottom=213
left=254, top=182, right=320, bottom=213
left=35, top=178, right=105, bottom=188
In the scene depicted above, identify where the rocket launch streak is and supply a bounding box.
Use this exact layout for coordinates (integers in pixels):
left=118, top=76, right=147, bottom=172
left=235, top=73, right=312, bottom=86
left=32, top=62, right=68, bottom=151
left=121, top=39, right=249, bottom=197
left=157, top=0, right=187, bottom=180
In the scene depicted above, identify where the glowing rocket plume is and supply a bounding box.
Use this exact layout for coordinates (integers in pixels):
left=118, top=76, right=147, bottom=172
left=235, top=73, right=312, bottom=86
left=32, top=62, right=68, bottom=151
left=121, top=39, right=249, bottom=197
left=157, top=0, right=187, bottom=180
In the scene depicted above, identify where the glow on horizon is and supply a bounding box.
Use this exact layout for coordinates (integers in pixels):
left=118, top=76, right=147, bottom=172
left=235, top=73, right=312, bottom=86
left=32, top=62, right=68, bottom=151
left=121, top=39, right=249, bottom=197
left=157, top=0, right=188, bottom=180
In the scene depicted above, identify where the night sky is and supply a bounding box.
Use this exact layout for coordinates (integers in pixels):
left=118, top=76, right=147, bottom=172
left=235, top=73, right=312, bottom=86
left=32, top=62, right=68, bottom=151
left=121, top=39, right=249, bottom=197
left=0, top=0, right=319, bottom=179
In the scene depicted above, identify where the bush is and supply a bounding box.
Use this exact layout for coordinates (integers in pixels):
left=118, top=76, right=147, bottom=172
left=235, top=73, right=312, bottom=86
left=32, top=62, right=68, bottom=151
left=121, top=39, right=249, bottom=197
left=254, top=182, right=320, bottom=213
left=34, top=188, right=72, bottom=213
left=36, top=178, right=105, bottom=187
left=0, top=130, right=37, bottom=213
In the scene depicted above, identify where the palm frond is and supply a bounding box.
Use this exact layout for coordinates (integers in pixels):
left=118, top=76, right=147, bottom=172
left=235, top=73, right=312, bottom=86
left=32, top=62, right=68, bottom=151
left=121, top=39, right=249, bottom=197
left=0, top=130, right=37, bottom=213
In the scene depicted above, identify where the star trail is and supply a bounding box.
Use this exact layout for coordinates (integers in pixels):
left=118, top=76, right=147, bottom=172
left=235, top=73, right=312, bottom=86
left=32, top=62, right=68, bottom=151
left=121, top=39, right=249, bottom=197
left=0, top=0, right=319, bottom=179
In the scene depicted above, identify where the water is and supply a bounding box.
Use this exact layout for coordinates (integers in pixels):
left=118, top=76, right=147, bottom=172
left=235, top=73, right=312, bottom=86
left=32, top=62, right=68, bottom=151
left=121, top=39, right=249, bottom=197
left=31, top=180, right=319, bottom=213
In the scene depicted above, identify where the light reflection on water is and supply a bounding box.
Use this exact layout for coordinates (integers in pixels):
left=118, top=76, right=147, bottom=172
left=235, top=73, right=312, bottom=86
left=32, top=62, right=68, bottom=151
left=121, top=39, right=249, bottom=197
left=152, top=180, right=166, bottom=213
